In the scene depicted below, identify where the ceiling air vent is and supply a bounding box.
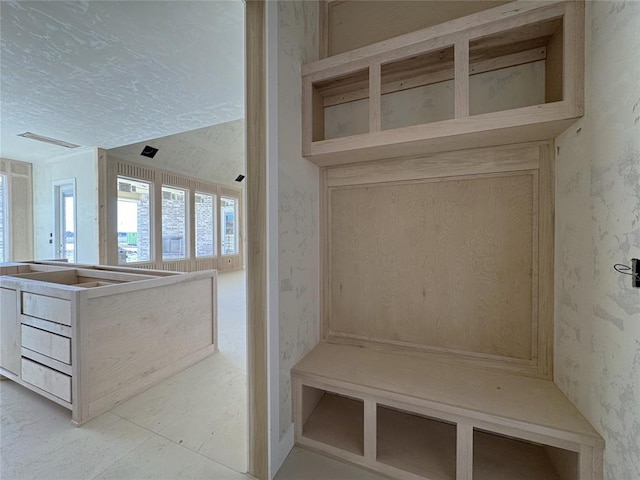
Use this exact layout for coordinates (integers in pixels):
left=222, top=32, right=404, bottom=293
left=17, top=132, right=80, bottom=149
left=140, top=145, right=159, bottom=158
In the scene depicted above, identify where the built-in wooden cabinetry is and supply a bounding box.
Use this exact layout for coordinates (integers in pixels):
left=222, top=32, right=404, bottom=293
left=303, top=0, right=583, bottom=166
left=0, top=261, right=217, bottom=425
left=294, top=2, right=602, bottom=479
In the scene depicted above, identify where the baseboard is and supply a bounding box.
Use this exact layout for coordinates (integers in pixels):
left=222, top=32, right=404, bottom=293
left=271, top=423, right=294, bottom=479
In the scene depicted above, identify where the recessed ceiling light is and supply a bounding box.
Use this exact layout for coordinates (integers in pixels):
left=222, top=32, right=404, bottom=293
left=17, top=132, right=80, bottom=149
left=140, top=145, right=159, bottom=158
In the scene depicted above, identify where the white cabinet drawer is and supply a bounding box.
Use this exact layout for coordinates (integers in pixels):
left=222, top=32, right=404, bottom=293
left=21, top=358, right=71, bottom=403
left=21, top=325, right=71, bottom=364
left=21, top=293, right=71, bottom=326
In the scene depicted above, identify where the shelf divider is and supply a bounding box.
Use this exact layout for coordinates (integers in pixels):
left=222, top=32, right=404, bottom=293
left=455, top=40, right=470, bottom=118
left=457, top=422, right=473, bottom=480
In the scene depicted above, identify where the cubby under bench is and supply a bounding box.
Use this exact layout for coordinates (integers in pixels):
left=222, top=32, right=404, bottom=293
left=293, top=343, right=603, bottom=480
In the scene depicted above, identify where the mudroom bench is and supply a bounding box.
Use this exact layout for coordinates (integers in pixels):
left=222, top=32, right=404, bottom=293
left=293, top=343, right=603, bottom=480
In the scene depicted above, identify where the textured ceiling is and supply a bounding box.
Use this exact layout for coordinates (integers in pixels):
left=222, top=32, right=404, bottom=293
left=0, top=1, right=244, bottom=163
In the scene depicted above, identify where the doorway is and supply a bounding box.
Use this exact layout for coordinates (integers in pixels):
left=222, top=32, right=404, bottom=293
left=53, top=179, right=76, bottom=262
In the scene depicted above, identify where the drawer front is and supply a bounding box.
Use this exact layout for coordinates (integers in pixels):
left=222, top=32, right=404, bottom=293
left=21, top=358, right=72, bottom=403
left=21, top=325, right=71, bottom=364
left=22, top=293, right=71, bottom=326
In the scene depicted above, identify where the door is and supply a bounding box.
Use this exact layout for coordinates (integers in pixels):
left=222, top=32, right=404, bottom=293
left=54, top=180, right=76, bottom=262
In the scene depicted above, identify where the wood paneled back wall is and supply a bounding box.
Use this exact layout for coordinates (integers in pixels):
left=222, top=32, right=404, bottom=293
left=321, top=143, right=554, bottom=378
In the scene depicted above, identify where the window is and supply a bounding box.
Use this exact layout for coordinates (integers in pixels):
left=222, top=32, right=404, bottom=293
left=0, top=174, right=7, bottom=262
left=221, top=196, right=238, bottom=255
left=195, top=192, right=216, bottom=257
left=117, top=177, right=152, bottom=263
left=162, top=185, right=187, bottom=260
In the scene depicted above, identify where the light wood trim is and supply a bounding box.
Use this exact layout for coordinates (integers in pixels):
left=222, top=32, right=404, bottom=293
left=320, top=168, right=331, bottom=342
left=325, top=1, right=510, bottom=57
left=323, top=46, right=547, bottom=108
left=1, top=158, right=34, bottom=261
left=325, top=143, right=541, bottom=187
left=302, top=78, right=314, bottom=156
left=563, top=0, right=585, bottom=115
left=579, top=445, right=594, bottom=480
left=0, top=366, right=72, bottom=410
left=456, top=422, right=473, bottom=480
left=294, top=371, right=597, bottom=480
left=307, top=104, right=576, bottom=166
left=294, top=344, right=604, bottom=447
left=22, top=357, right=72, bottom=403
left=97, top=149, right=108, bottom=264
left=21, top=347, right=72, bottom=376
left=455, top=40, right=469, bottom=118
left=303, top=2, right=565, bottom=77
left=72, top=290, right=89, bottom=424
left=21, top=293, right=71, bottom=326
left=538, top=142, right=554, bottom=377
left=246, top=1, right=268, bottom=478
left=368, top=63, right=381, bottom=133
left=20, top=315, right=72, bottom=337
left=319, top=0, right=329, bottom=59
left=363, top=399, right=376, bottom=462
left=21, top=325, right=71, bottom=364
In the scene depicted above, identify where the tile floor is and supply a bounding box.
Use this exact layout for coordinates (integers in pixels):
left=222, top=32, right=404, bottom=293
left=0, top=270, right=382, bottom=480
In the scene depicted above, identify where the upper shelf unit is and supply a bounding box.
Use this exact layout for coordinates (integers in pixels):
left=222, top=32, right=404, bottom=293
left=302, top=0, right=584, bottom=166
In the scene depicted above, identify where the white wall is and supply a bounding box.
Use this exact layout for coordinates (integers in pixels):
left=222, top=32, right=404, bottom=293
left=107, top=120, right=245, bottom=189
left=267, top=0, right=320, bottom=475
left=554, top=2, right=640, bottom=479
left=33, top=148, right=100, bottom=263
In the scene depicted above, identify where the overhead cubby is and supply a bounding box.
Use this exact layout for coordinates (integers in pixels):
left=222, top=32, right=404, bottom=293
left=468, top=16, right=564, bottom=116
left=302, top=0, right=583, bottom=166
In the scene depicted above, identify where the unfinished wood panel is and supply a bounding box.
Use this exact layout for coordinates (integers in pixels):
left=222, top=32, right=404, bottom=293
left=545, top=18, right=564, bottom=103
left=455, top=40, right=470, bottom=118
left=293, top=344, right=603, bottom=448
left=21, top=325, right=71, bottom=364
left=326, top=143, right=541, bottom=187
left=21, top=347, right=72, bottom=376
left=377, top=406, right=456, bottom=480
left=302, top=393, right=364, bottom=456
left=303, top=1, right=583, bottom=166
left=246, top=1, right=268, bottom=477
left=10, top=174, right=33, bottom=261
left=473, top=430, right=577, bottom=480
left=20, top=315, right=72, bottom=337
left=457, top=422, right=474, bottom=480
left=0, top=288, right=20, bottom=375
left=22, top=358, right=72, bottom=402
left=86, top=277, right=214, bottom=404
left=327, top=1, right=509, bottom=56
left=538, top=144, right=554, bottom=377
left=329, top=173, right=535, bottom=361
left=22, top=293, right=71, bottom=326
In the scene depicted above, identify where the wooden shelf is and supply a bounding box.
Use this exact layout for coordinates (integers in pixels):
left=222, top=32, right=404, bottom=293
left=377, top=406, right=456, bottom=480
left=474, top=429, right=578, bottom=480
left=293, top=343, right=603, bottom=480
left=302, top=389, right=364, bottom=456
left=302, top=1, right=584, bottom=166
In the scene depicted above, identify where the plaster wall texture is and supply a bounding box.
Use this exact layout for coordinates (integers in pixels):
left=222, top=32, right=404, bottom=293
left=554, top=2, right=640, bottom=478
left=108, top=119, right=245, bottom=189
left=277, top=0, right=320, bottom=439
left=32, top=148, right=100, bottom=264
